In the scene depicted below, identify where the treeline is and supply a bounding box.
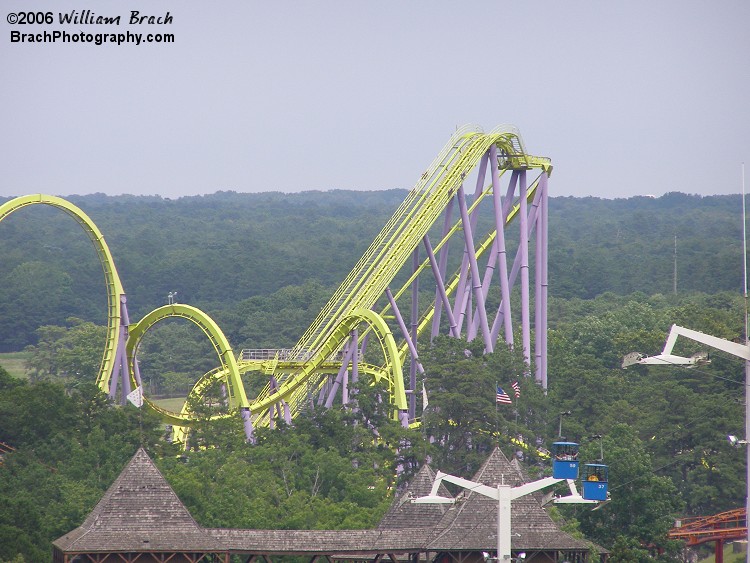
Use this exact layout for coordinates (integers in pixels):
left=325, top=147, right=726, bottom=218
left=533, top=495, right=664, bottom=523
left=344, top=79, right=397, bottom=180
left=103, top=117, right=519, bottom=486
left=0, top=190, right=745, bottom=351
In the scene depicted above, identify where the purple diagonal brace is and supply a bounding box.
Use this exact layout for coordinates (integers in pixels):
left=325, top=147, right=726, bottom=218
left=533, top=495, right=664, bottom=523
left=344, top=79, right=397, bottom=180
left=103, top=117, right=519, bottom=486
left=431, top=199, right=454, bottom=340
left=423, top=235, right=459, bottom=337
left=457, top=185, right=493, bottom=353
left=491, top=149, right=515, bottom=346
left=518, top=170, right=531, bottom=367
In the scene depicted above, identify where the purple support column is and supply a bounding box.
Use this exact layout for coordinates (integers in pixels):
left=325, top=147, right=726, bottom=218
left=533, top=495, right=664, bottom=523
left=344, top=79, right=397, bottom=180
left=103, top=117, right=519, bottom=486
left=410, top=248, right=419, bottom=419
left=518, top=171, right=531, bottom=367
left=456, top=282, right=471, bottom=335
left=120, top=296, right=140, bottom=387
left=342, top=364, right=349, bottom=405
left=540, top=173, right=549, bottom=389
left=269, top=376, right=280, bottom=429
left=452, top=238, right=471, bottom=334
left=385, top=288, right=425, bottom=376
left=109, top=337, right=122, bottom=399
left=325, top=344, right=355, bottom=408
left=457, top=185, right=493, bottom=353
left=241, top=407, right=255, bottom=443
left=324, top=368, right=345, bottom=408
left=454, top=156, right=489, bottom=336
left=116, top=331, right=131, bottom=404
left=351, top=329, right=360, bottom=384
left=492, top=154, right=516, bottom=347
left=316, top=376, right=329, bottom=406
left=466, top=290, right=475, bottom=340
left=535, top=184, right=543, bottom=381
left=423, top=235, right=459, bottom=337
left=431, top=199, right=454, bottom=340
left=491, top=185, right=543, bottom=333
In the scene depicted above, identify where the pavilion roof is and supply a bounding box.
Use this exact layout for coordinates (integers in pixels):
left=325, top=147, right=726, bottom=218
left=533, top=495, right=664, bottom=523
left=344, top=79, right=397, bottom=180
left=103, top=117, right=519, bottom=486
left=53, top=448, right=226, bottom=554
left=425, top=448, right=596, bottom=552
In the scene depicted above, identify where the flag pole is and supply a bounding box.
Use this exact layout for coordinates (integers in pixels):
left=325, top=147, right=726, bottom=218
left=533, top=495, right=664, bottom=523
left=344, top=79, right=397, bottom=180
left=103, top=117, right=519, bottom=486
left=495, top=381, right=500, bottom=446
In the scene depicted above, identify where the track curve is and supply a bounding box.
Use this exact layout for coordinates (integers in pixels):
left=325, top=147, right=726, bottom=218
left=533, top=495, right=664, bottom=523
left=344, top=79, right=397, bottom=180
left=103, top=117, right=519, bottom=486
left=125, top=303, right=250, bottom=418
left=0, top=194, right=124, bottom=393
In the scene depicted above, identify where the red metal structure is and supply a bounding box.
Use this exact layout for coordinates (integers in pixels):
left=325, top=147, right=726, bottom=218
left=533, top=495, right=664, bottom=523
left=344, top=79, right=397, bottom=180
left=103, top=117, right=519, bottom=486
left=668, top=508, right=747, bottom=563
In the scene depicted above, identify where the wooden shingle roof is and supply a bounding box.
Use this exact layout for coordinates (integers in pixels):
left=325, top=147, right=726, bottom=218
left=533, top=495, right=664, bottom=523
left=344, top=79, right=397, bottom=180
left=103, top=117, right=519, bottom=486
left=53, top=448, right=226, bottom=554
left=54, top=446, right=603, bottom=558
left=378, top=464, right=453, bottom=530
left=426, top=447, right=594, bottom=552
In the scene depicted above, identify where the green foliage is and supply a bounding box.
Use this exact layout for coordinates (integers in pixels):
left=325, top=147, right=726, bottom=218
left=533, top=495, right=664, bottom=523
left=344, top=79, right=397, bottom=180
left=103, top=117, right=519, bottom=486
left=0, top=191, right=745, bottom=350
left=0, top=379, right=171, bottom=562
left=24, top=318, right=106, bottom=386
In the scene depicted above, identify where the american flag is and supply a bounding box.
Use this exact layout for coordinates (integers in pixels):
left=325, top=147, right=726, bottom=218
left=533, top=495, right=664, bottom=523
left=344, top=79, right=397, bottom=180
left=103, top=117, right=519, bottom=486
left=512, top=380, right=521, bottom=398
left=496, top=386, right=513, bottom=405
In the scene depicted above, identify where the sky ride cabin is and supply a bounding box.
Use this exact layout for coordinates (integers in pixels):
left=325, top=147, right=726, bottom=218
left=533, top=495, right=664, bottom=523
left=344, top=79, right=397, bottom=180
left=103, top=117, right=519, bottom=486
left=551, top=442, right=609, bottom=502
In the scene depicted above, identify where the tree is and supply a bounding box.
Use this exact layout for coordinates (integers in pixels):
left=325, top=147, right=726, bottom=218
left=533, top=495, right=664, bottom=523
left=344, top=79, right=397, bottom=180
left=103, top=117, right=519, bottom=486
left=573, top=424, right=683, bottom=552
left=24, top=318, right=106, bottom=386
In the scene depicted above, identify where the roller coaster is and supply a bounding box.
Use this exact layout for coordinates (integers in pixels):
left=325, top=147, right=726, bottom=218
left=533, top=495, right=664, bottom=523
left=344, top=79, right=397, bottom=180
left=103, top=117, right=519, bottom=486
left=0, top=125, right=552, bottom=442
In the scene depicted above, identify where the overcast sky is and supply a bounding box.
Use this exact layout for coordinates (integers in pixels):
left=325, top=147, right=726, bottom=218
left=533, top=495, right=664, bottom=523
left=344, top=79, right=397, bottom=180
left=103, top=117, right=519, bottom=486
left=2, top=1, right=749, bottom=200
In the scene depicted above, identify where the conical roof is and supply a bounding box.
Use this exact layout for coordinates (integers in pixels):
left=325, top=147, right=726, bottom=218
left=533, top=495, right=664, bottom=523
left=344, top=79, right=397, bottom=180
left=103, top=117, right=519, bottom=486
left=53, top=448, right=225, bottom=553
left=426, top=447, right=593, bottom=551
left=378, top=464, right=453, bottom=529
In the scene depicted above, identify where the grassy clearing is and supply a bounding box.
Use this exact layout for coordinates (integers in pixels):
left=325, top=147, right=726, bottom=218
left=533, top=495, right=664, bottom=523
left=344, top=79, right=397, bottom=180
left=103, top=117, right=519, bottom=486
left=698, top=542, right=746, bottom=563
left=0, top=351, right=31, bottom=379
left=152, top=397, right=187, bottom=413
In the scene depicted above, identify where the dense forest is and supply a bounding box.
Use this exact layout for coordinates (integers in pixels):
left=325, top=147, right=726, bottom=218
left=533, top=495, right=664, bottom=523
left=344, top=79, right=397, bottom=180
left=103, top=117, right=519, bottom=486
left=0, top=190, right=744, bottom=351
left=0, top=190, right=747, bottom=562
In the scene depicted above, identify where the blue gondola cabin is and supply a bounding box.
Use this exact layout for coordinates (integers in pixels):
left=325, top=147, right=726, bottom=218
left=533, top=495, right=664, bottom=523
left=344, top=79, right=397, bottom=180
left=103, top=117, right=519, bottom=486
left=582, top=463, right=608, bottom=501
left=552, top=442, right=579, bottom=479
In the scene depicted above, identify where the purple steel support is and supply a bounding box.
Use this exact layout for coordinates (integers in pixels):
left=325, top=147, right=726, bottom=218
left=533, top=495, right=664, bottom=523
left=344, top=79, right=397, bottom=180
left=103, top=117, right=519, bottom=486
left=534, top=184, right=543, bottom=381
left=110, top=295, right=131, bottom=401
left=490, top=186, right=543, bottom=340
left=316, top=377, right=328, bottom=407
left=410, top=248, right=419, bottom=421
left=452, top=231, right=471, bottom=333
left=385, top=288, right=425, bottom=375
left=398, top=409, right=409, bottom=428
left=471, top=166, right=519, bottom=344
left=341, top=337, right=354, bottom=405
left=351, top=329, right=359, bottom=384
left=491, top=153, right=515, bottom=346
left=120, top=296, right=140, bottom=387
left=115, top=332, right=131, bottom=404
left=423, top=235, right=459, bottom=337
left=342, top=361, right=349, bottom=406
left=540, top=173, right=549, bottom=389
left=282, top=401, right=291, bottom=425
left=269, top=376, right=281, bottom=429
left=324, top=342, right=355, bottom=408
left=324, top=365, right=346, bottom=408
left=456, top=185, right=493, bottom=352
left=466, top=289, right=475, bottom=340
left=431, top=199, right=455, bottom=340
left=518, top=171, right=531, bottom=367
left=455, top=282, right=471, bottom=335
left=453, top=157, right=489, bottom=334
left=241, top=407, right=255, bottom=442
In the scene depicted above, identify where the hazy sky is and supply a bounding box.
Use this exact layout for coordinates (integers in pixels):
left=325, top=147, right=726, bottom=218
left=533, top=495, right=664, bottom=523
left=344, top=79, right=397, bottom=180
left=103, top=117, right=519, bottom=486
left=2, top=1, right=749, bottom=199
